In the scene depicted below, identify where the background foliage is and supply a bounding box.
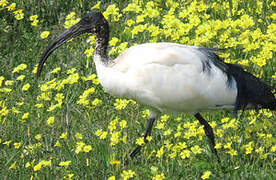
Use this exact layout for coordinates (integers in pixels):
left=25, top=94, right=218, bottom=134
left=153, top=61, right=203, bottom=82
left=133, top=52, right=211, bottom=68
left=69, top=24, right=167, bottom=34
left=0, top=0, right=275, bottom=179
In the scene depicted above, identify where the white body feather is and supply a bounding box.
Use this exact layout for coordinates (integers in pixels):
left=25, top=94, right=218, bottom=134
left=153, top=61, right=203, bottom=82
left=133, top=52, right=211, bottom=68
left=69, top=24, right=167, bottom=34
left=94, top=43, right=237, bottom=114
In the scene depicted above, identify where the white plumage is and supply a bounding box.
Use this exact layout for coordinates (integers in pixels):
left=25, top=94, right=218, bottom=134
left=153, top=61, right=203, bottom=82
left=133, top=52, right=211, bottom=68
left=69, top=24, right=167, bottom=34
left=37, top=12, right=275, bottom=162
left=95, top=43, right=237, bottom=114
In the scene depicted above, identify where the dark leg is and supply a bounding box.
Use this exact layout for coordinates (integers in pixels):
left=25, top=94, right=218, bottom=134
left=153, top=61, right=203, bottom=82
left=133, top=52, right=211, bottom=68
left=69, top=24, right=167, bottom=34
left=130, top=117, right=156, bottom=159
left=194, top=112, right=220, bottom=163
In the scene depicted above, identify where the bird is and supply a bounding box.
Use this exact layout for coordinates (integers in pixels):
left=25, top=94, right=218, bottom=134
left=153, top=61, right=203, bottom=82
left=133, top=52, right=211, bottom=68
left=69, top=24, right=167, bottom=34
left=37, top=12, right=275, bottom=162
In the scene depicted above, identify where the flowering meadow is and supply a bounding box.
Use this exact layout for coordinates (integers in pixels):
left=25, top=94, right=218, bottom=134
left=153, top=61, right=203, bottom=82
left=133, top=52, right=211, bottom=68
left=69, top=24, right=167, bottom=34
left=0, top=0, right=275, bottom=179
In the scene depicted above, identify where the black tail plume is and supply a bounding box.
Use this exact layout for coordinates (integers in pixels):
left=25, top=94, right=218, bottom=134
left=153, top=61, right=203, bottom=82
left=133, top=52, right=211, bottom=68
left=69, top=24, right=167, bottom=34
left=227, top=64, right=276, bottom=113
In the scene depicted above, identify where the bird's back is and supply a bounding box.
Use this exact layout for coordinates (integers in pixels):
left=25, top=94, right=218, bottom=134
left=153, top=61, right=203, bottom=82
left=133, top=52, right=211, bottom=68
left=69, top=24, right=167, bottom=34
left=114, top=43, right=207, bottom=72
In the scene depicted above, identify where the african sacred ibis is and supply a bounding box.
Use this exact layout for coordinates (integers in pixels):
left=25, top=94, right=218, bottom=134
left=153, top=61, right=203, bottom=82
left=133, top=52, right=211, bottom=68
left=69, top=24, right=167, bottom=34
left=37, top=12, right=276, bottom=162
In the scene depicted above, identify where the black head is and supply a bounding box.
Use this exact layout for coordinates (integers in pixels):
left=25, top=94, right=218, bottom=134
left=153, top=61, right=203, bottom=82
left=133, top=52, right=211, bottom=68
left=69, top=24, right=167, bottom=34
left=77, top=12, right=108, bottom=34
left=37, top=12, right=108, bottom=77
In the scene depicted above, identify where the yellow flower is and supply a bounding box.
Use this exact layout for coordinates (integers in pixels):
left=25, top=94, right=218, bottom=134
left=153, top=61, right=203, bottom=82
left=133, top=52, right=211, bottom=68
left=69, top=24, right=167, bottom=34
left=103, top=4, right=122, bottom=22
left=0, top=0, right=8, bottom=7
left=142, top=109, right=150, bottom=118
left=136, top=137, right=145, bottom=146
left=191, top=145, right=202, bottom=154
left=59, top=161, right=71, bottom=168
left=66, top=12, right=76, bottom=20
left=16, top=75, right=25, bottom=81
left=100, top=131, right=108, bottom=139
left=22, top=112, right=29, bottom=119
left=119, top=120, right=128, bottom=128
left=109, top=160, right=121, bottom=165
left=108, top=176, right=116, bottom=180
left=109, top=37, right=119, bottom=46
left=12, top=63, right=27, bottom=73
left=40, top=31, right=50, bottom=39
left=60, top=132, right=68, bottom=139
left=155, top=122, right=165, bottom=130
left=121, top=135, right=127, bottom=144
left=25, top=162, right=31, bottom=168
left=272, top=73, right=276, bottom=80
left=243, top=141, right=254, bottom=154
left=47, top=102, right=62, bottom=112
left=145, top=7, right=160, bottom=19
left=55, top=93, right=64, bottom=102
left=174, top=131, right=181, bottom=138
left=83, top=145, right=92, bottom=152
left=14, top=142, right=21, bottom=149
left=62, top=73, right=79, bottom=84
left=75, top=133, right=83, bottom=140
left=75, top=141, right=85, bottom=154
left=221, top=117, right=230, bottom=123
left=180, top=149, right=191, bottom=159
left=17, top=102, right=24, bottom=106
left=110, top=131, right=120, bottom=146
left=13, top=9, right=23, bottom=15
left=15, top=13, right=24, bottom=20
left=31, top=19, right=39, bottom=26
left=92, top=98, right=102, bottom=106
left=91, top=1, right=101, bottom=10
left=31, top=64, right=38, bottom=74
left=95, top=129, right=103, bottom=136
left=175, top=117, right=182, bottom=122
left=131, top=24, right=147, bottom=37
left=54, top=140, right=61, bottom=147
left=126, top=19, right=135, bottom=27
left=108, top=118, right=118, bottom=131
left=201, top=171, right=211, bottom=179
left=270, top=145, right=276, bottom=152
left=34, top=162, right=42, bottom=171
left=1, top=106, right=9, bottom=116
left=114, top=99, right=129, bottom=110
left=30, top=15, right=38, bottom=21
left=146, top=136, right=152, bottom=142
left=67, top=68, right=76, bottom=74
left=41, top=160, right=51, bottom=167
left=22, top=83, right=31, bottom=91
left=160, top=114, right=169, bottom=122
left=121, top=170, right=136, bottom=180
left=227, top=148, right=237, bottom=156
left=47, top=116, right=55, bottom=126
left=163, top=129, right=172, bottom=136
left=9, top=161, right=17, bottom=170
left=123, top=3, right=141, bottom=13
left=214, top=143, right=222, bottom=149
left=6, top=3, right=16, bottom=11
left=35, top=134, right=42, bottom=141
left=3, top=140, right=12, bottom=147
left=51, top=67, right=61, bottom=74
left=156, top=147, right=165, bottom=157
left=136, top=15, right=145, bottom=23
left=35, top=103, right=44, bottom=108
left=66, top=173, right=74, bottom=180
left=224, top=142, right=232, bottom=149
left=152, top=173, right=165, bottom=180
left=0, top=76, right=4, bottom=87
left=64, top=17, right=80, bottom=29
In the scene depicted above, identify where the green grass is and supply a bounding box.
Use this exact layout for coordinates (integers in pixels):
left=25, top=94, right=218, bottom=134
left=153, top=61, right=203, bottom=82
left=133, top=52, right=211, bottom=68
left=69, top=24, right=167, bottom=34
left=0, top=0, right=275, bottom=179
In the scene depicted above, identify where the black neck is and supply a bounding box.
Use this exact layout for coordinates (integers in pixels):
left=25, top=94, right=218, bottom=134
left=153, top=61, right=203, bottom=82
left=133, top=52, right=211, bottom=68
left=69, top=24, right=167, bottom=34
left=94, top=21, right=109, bottom=63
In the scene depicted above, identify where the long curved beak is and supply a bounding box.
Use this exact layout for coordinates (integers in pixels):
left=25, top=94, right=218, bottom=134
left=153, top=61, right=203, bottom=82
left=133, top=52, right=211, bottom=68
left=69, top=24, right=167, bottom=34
left=37, top=22, right=85, bottom=77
